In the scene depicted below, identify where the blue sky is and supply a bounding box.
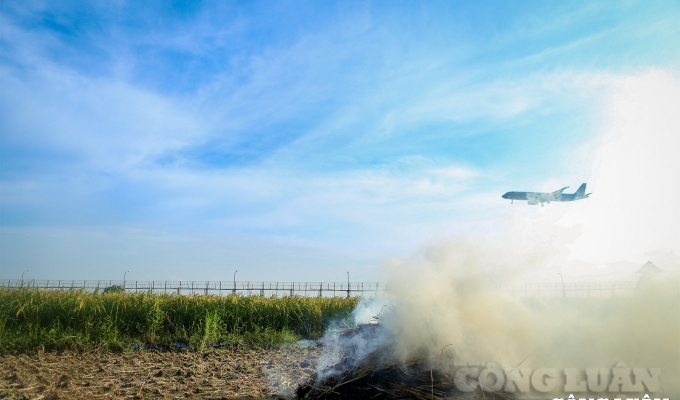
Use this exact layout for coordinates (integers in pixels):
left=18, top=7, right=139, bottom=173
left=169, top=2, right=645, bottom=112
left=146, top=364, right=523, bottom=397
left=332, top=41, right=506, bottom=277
left=1, top=1, right=679, bottom=282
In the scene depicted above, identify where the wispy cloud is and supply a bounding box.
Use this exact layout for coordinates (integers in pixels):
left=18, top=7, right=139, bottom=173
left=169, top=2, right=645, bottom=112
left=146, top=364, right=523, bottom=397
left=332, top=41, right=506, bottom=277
left=2, top=1, right=679, bottom=280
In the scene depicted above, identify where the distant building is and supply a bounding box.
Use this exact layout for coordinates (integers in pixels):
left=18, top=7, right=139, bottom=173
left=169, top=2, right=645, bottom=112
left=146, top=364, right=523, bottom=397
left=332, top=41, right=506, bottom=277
left=635, top=261, right=662, bottom=294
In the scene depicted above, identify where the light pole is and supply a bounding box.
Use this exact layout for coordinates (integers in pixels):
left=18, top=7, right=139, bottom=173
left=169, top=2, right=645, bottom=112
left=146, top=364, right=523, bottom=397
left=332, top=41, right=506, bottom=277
left=233, top=270, right=238, bottom=295
left=558, top=273, right=565, bottom=298
left=21, top=270, right=28, bottom=287
left=124, top=270, right=130, bottom=291
left=346, top=271, right=350, bottom=298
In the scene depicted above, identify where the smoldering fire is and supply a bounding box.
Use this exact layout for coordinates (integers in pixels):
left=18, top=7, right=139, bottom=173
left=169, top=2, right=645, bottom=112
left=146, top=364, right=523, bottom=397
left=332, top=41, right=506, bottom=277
left=303, top=235, right=679, bottom=399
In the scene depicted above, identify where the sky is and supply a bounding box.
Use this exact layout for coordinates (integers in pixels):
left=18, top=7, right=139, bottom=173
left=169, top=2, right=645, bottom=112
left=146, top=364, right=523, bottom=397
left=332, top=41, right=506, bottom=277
left=1, top=0, right=679, bottom=283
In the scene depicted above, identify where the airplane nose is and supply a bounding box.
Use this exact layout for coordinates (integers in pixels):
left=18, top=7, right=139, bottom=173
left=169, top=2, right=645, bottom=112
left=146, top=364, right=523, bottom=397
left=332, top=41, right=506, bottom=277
left=502, top=193, right=508, bottom=199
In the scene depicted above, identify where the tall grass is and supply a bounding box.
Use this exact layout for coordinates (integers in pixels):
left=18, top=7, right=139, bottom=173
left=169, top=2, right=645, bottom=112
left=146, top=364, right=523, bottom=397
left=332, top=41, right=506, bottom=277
left=0, top=288, right=358, bottom=353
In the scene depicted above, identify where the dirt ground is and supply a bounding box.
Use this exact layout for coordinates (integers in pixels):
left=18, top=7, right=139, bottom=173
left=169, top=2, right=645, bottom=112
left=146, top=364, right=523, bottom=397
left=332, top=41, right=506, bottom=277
left=0, top=346, right=320, bottom=400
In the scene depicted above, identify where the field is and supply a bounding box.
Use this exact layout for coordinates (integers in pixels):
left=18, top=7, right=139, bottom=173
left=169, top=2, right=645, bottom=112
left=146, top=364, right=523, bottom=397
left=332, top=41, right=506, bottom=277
left=0, top=289, right=359, bottom=399
left=1, top=346, right=319, bottom=399
left=0, top=289, right=358, bottom=353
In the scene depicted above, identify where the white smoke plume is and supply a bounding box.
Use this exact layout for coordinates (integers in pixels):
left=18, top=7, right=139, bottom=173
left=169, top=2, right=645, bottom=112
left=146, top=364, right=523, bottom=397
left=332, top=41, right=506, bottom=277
left=315, top=70, right=680, bottom=397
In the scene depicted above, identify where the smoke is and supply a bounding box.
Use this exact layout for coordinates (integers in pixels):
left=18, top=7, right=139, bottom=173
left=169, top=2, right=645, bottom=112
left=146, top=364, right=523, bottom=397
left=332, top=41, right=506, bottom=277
left=316, top=232, right=679, bottom=396
left=560, top=69, right=680, bottom=273
left=315, top=70, right=680, bottom=396
left=385, top=238, right=676, bottom=387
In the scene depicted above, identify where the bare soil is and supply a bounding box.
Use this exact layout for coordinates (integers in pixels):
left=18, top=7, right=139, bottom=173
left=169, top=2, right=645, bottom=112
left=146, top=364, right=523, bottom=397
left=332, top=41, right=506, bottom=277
left=0, top=347, right=320, bottom=400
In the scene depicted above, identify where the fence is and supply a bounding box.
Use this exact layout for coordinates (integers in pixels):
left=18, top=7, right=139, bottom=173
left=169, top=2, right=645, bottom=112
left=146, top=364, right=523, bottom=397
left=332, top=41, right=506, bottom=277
left=0, top=279, right=383, bottom=297
left=494, top=281, right=680, bottom=298
left=1, top=279, right=678, bottom=298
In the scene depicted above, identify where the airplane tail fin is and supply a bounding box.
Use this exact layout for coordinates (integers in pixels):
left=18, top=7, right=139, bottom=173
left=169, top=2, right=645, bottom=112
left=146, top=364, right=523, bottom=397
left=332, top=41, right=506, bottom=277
left=575, top=183, right=587, bottom=197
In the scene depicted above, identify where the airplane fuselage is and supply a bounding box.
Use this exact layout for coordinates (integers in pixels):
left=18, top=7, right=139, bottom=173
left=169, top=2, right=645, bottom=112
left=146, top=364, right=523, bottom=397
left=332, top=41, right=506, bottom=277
left=502, top=191, right=579, bottom=203
left=502, top=184, right=590, bottom=206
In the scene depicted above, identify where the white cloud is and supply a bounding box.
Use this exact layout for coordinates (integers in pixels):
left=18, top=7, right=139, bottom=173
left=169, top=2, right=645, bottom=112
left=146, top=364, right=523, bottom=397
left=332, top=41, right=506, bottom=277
left=1, top=64, right=203, bottom=172
left=3, top=2, right=678, bottom=281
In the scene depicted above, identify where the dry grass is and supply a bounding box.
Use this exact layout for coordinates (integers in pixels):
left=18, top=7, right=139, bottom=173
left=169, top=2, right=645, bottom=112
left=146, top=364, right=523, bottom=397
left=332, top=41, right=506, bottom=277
left=0, top=347, right=321, bottom=399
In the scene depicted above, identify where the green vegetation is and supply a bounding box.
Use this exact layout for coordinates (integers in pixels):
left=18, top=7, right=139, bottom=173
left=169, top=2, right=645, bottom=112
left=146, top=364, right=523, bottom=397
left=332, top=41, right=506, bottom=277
left=0, top=288, right=358, bottom=353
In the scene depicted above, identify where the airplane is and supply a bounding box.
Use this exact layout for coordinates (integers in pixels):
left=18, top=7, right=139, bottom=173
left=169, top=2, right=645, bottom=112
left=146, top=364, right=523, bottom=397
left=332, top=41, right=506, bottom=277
left=502, top=183, right=591, bottom=206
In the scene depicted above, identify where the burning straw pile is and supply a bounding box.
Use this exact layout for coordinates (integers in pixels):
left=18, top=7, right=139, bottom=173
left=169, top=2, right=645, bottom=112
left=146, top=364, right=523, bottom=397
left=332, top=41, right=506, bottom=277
left=297, top=316, right=514, bottom=400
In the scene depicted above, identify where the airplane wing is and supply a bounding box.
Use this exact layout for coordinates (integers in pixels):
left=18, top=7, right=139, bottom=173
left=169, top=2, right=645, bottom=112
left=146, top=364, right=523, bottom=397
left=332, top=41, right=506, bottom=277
left=551, top=186, right=569, bottom=194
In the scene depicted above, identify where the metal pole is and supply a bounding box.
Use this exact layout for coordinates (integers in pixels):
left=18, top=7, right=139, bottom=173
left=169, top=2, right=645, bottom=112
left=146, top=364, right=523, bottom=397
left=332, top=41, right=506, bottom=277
left=123, top=271, right=130, bottom=291
left=21, top=270, right=28, bottom=287
left=347, top=272, right=350, bottom=298
left=233, top=270, right=238, bottom=295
